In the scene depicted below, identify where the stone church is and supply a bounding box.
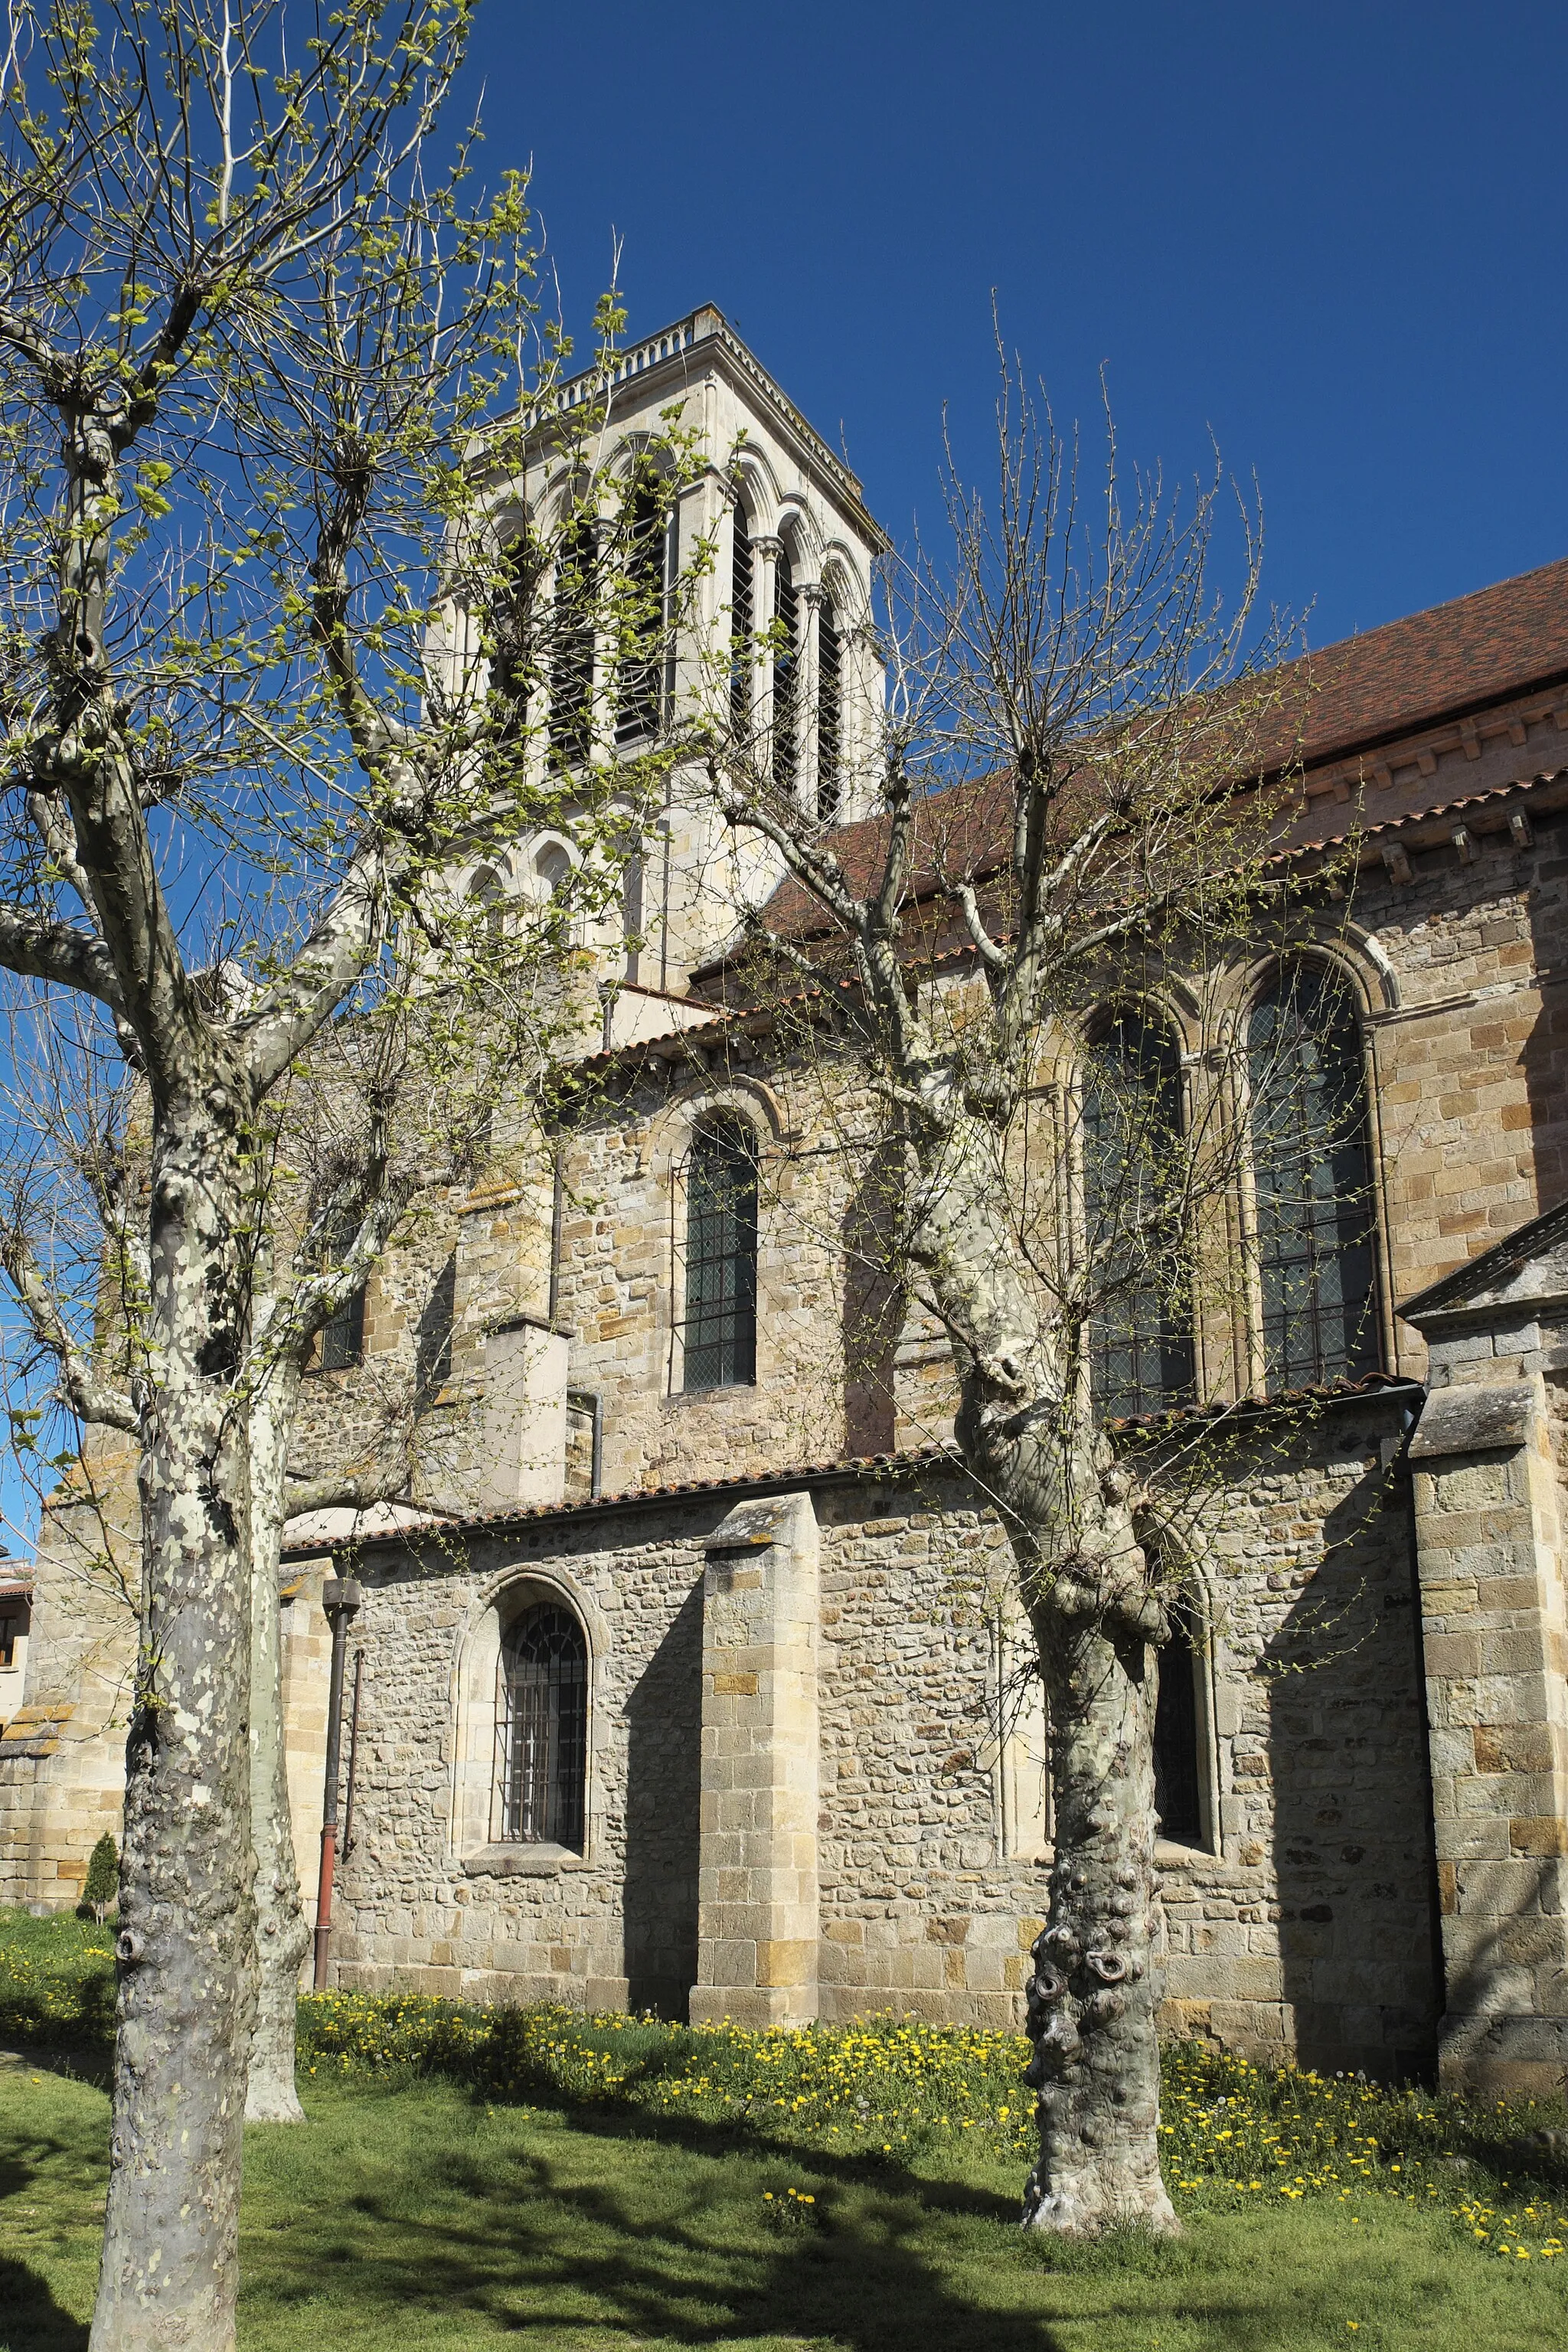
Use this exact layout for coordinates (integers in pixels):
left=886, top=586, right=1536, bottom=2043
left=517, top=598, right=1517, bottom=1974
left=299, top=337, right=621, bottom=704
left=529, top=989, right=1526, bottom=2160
left=3, top=307, right=1567, bottom=2095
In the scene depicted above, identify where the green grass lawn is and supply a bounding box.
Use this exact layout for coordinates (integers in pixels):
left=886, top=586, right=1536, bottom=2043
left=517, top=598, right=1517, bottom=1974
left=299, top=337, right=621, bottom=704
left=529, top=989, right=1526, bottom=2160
left=4, top=1909, right=1568, bottom=2352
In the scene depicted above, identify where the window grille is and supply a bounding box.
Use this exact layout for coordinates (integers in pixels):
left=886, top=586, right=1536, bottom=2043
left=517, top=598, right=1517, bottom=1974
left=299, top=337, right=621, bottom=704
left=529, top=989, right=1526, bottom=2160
left=549, top=514, right=596, bottom=764
left=1247, top=965, right=1379, bottom=1389
left=730, top=503, right=753, bottom=732
left=615, top=483, right=667, bottom=746
left=489, top=531, right=544, bottom=732
left=498, top=1603, right=587, bottom=1848
left=817, top=595, right=841, bottom=820
left=1081, top=1008, right=1195, bottom=1419
left=773, top=547, right=799, bottom=795
left=683, top=1119, right=759, bottom=1390
left=315, top=1206, right=367, bottom=1373
left=1153, top=1609, right=1204, bottom=1847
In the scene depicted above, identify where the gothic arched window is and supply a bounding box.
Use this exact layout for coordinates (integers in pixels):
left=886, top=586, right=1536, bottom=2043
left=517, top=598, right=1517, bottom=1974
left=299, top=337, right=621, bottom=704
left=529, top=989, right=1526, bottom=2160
left=817, top=593, right=842, bottom=821
left=550, top=512, right=596, bottom=765
left=1247, top=963, right=1379, bottom=1390
left=498, top=1603, right=587, bottom=1849
left=1153, top=1606, right=1205, bottom=1848
left=1081, top=1006, right=1195, bottom=1419
left=683, top=1118, right=759, bottom=1391
left=773, top=546, right=799, bottom=795
left=730, top=500, right=753, bottom=732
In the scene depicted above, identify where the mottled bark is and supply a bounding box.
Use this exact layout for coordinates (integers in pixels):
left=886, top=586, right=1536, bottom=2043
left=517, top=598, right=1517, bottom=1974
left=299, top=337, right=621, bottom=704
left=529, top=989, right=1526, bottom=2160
left=912, top=1088, right=1178, bottom=2234
left=244, top=1351, right=310, bottom=2125
left=90, top=1083, right=260, bottom=2352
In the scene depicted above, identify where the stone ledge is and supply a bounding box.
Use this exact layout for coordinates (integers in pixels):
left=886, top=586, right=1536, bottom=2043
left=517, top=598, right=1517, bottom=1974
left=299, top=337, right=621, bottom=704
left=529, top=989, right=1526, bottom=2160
left=1410, top=1382, right=1535, bottom=1459
left=459, top=1844, right=591, bottom=1879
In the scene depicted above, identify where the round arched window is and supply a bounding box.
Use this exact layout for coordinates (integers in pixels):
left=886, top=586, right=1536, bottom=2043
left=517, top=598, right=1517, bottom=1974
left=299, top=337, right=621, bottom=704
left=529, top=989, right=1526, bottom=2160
left=497, top=1602, right=587, bottom=1850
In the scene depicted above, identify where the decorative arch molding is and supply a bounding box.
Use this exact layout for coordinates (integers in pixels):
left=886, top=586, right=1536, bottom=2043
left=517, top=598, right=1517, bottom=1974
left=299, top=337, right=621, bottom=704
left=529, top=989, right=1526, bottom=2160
left=727, top=452, right=783, bottom=539
left=645, top=1075, right=791, bottom=1187
left=1223, top=925, right=1398, bottom=1024
left=447, top=1560, right=609, bottom=1864
left=818, top=544, right=868, bottom=622
left=777, top=498, right=822, bottom=577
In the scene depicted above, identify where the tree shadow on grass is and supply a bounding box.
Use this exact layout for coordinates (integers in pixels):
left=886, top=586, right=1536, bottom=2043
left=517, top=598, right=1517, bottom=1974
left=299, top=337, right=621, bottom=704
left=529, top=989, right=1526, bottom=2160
left=0, top=2258, right=88, bottom=2352
left=239, top=2092, right=1339, bottom=2352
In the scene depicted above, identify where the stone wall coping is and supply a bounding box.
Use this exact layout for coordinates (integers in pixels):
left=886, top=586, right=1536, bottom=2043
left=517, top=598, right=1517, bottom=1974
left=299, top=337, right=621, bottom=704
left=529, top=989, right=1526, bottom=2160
left=1409, top=1381, right=1537, bottom=1460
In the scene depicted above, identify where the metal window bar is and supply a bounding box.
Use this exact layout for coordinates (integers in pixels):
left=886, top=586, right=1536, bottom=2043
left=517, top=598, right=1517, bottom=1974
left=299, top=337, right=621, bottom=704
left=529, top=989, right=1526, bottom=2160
left=683, top=1124, right=759, bottom=1391
left=550, top=517, right=596, bottom=764
left=773, top=550, right=799, bottom=795
left=1081, top=1009, right=1195, bottom=1419
left=730, top=508, right=753, bottom=732
left=1248, top=967, right=1379, bottom=1390
left=317, top=1207, right=367, bottom=1372
left=615, top=484, right=667, bottom=746
left=817, top=598, right=841, bottom=821
left=498, top=1605, right=587, bottom=1848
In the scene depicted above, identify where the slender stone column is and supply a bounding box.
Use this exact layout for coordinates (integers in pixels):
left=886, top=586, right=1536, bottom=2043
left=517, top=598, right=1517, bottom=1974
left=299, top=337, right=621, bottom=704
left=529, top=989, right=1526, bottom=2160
left=690, top=1491, right=819, bottom=2028
left=1410, top=1375, right=1568, bottom=2092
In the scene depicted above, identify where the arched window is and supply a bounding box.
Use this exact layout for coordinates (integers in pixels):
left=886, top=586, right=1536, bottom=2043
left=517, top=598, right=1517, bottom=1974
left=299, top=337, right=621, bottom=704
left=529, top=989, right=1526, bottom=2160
left=550, top=512, right=596, bottom=765
left=730, top=500, right=753, bottom=732
left=1153, top=1606, right=1205, bottom=1848
left=615, top=479, right=668, bottom=746
left=468, top=866, right=505, bottom=943
left=535, top=843, right=571, bottom=899
left=773, top=545, right=799, bottom=795
left=1247, top=963, right=1379, bottom=1390
left=1080, top=1007, right=1195, bottom=1419
left=817, top=593, right=842, bottom=822
left=683, top=1118, right=759, bottom=1391
left=498, top=1602, right=587, bottom=1849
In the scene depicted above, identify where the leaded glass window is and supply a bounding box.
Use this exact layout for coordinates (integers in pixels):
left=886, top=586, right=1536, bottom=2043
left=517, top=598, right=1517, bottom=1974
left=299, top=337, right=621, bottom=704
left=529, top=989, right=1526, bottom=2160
left=1248, top=965, right=1379, bottom=1390
left=498, top=1604, right=587, bottom=1849
left=683, top=1120, right=759, bottom=1391
left=1081, top=1008, right=1195, bottom=1419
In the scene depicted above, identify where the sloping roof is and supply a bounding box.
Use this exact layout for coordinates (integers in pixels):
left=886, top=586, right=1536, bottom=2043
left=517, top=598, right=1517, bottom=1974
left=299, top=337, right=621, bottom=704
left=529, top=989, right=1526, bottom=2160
left=723, top=554, right=1568, bottom=959
left=1398, top=1197, right=1568, bottom=1325
left=1276, top=553, right=1568, bottom=769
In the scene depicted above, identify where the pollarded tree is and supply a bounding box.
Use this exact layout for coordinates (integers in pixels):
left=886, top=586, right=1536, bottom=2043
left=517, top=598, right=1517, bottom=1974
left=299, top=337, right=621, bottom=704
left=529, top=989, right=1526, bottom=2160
left=0, top=5, right=685, bottom=2343
left=701, top=373, right=1333, bottom=2233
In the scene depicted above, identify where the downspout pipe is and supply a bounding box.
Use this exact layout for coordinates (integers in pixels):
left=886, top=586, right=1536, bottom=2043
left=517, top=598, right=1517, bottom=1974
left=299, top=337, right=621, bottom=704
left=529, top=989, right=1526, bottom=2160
left=313, top=1575, right=363, bottom=1991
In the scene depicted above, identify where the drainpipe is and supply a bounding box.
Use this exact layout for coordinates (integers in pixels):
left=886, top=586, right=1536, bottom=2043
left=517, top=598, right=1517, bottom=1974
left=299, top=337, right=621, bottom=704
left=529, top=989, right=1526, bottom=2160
left=341, top=1649, right=365, bottom=1860
left=568, top=1388, right=603, bottom=1499
left=313, top=1575, right=363, bottom=1991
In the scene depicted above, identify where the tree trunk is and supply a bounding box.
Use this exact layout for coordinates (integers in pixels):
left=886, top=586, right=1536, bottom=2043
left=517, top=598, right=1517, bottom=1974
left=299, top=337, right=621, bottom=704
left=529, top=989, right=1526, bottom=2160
left=908, top=1088, right=1177, bottom=2235
left=244, top=1351, right=310, bottom=2124
left=1022, top=1608, right=1175, bottom=2233
left=90, top=1091, right=257, bottom=2352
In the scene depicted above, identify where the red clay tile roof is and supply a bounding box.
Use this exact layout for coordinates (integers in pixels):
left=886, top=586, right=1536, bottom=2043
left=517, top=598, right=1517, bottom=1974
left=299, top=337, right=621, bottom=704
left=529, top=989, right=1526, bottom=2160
left=1277, top=551, right=1568, bottom=769
left=724, top=554, right=1568, bottom=956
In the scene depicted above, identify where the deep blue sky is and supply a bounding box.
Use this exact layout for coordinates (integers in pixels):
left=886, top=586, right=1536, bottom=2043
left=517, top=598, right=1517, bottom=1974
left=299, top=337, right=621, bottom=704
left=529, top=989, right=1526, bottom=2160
left=467, top=0, right=1568, bottom=650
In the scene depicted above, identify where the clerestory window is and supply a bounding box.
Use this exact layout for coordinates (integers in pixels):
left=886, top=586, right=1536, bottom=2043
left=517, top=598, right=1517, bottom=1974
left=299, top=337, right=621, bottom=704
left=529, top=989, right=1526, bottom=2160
left=1247, top=963, right=1379, bottom=1390
left=1080, top=1007, right=1195, bottom=1420
left=683, top=1119, right=759, bottom=1391
left=497, top=1603, right=587, bottom=1849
